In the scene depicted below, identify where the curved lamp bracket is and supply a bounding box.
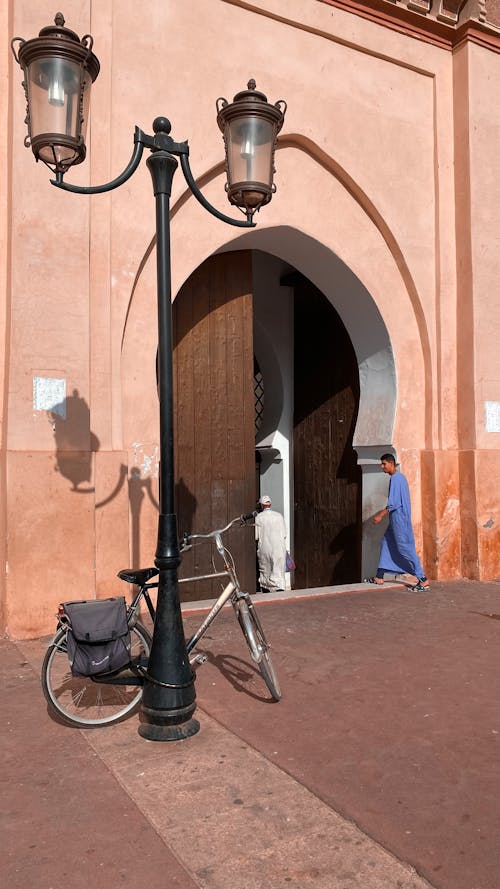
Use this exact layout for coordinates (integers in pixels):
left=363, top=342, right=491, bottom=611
left=50, top=124, right=256, bottom=228
left=50, top=126, right=146, bottom=193
left=179, top=153, right=255, bottom=228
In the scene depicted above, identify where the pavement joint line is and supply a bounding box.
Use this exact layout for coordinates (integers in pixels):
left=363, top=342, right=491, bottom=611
left=181, top=581, right=404, bottom=614
left=82, top=726, right=202, bottom=886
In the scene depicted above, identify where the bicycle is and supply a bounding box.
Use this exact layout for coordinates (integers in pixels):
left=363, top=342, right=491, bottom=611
left=41, top=512, right=281, bottom=728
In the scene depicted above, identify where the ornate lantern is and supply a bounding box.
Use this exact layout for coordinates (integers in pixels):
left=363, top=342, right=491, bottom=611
left=217, top=80, right=286, bottom=215
left=11, top=13, right=100, bottom=173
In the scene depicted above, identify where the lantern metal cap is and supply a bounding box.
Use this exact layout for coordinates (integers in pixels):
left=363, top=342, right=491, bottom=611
left=231, top=79, right=269, bottom=104
left=38, top=12, right=81, bottom=43
left=14, top=12, right=100, bottom=82
left=216, top=79, right=286, bottom=133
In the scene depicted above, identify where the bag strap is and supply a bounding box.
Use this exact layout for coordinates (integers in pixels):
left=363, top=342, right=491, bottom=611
left=82, top=629, right=118, bottom=641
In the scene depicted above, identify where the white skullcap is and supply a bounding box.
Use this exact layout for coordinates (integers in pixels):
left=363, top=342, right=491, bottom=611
left=259, top=494, right=271, bottom=506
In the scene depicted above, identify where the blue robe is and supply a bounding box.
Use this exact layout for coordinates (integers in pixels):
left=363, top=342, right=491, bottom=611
left=377, top=472, right=424, bottom=577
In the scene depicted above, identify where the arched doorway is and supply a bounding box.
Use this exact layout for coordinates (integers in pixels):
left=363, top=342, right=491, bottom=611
left=172, top=246, right=367, bottom=596
left=220, top=228, right=397, bottom=581
left=122, top=227, right=397, bottom=591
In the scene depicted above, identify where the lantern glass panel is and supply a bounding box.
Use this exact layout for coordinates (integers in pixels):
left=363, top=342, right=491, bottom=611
left=226, top=116, right=274, bottom=186
left=27, top=56, right=91, bottom=165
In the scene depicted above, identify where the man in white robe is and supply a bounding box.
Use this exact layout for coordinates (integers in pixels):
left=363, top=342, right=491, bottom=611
left=255, top=495, right=286, bottom=593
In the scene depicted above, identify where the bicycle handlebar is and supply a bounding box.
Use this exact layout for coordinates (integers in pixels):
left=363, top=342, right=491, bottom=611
left=181, top=511, right=257, bottom=547
left=241, top=510, right=258, bottom=522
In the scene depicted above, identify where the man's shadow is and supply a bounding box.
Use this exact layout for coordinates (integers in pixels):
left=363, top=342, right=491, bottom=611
left=329, top=522, right=360, bottom=585
left=175, top=476, right=197, bottom=540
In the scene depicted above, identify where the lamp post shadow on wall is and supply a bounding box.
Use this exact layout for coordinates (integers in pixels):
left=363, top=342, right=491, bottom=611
left=12, top=13, right=286, bottom=741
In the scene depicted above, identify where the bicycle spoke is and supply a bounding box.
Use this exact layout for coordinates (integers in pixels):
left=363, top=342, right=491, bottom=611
left=41, top=623, right=152, bottom=727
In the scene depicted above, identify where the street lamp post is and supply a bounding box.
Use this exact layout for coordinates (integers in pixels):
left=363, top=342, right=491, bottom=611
left=12, top=14, right=286, bottom=741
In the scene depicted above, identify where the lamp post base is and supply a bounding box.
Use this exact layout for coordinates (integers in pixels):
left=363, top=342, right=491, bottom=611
left=138, top=703, right=200, bottom=742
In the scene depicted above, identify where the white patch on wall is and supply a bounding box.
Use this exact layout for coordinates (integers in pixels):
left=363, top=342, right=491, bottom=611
left=485, top=401, right=500, bottom=433
left=130, top=442, right=160, bottom=478
left=33, top=376, right=66, bottom=418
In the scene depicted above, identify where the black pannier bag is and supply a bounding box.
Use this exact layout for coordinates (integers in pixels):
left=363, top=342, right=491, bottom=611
left=62, top=597, right=131, bottom=677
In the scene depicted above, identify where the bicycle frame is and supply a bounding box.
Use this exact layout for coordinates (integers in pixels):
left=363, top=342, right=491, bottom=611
left=183, top=579, right=239, bottom=655
left=181, top=522, right=252, bottom=653
left=49, top=514, right=259, bottom=669
left=127, top=518, right=258, bottom=661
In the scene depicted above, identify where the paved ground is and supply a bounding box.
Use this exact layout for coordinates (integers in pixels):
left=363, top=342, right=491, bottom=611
left=2, top=578, right=499, bottom=889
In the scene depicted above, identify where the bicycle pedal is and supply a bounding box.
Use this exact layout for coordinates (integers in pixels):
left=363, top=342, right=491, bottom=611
left=190, top=651, right=208, bottom=666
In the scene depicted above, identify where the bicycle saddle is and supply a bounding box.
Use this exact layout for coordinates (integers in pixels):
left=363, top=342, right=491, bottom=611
left=117, top=567, right=159, bottom=585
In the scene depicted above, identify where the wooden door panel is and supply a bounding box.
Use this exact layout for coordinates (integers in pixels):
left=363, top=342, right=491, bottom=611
left=293, top=279, right=360, bottom=588
left=173, top=252, right=256, bottom=600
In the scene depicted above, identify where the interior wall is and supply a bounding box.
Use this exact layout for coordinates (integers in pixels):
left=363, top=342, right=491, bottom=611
left=252, top=252, right=294, bottom=545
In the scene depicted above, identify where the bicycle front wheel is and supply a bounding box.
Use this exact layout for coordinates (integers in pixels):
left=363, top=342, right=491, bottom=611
left=41, top=621, right=152, bottom=728
left=236, top=599, right=281, bottom=701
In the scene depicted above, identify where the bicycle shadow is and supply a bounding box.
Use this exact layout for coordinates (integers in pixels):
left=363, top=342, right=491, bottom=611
left=201, top=650, right=278, bottom=704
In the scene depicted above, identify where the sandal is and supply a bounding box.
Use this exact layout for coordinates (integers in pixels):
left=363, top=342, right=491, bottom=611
left=364, top=577, right=384, bottom=585
left=410, top=581, right=430, bottom=592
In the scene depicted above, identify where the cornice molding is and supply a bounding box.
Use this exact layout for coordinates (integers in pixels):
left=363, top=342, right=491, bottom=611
left=317, top=0, right=500, bottom=50
left=454, top=16, right=500, bottom=48
left=436, top=2, right=469, bottom=25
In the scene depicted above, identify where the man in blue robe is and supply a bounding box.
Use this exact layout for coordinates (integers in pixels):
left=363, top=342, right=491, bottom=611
left=368, top=453, right=430, bottom=591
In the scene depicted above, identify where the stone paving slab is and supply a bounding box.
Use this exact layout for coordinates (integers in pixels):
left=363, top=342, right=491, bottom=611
left=85, top=708, right=432, bottom=889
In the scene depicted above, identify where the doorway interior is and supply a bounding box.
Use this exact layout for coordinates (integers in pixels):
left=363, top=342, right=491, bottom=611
left=171, top=247, right=365, bottom=598
left=253, top=256, right=361, bottom=588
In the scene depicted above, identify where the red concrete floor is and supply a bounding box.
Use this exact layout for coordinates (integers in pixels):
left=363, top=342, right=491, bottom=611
left=182, top=580, right=500, bottom=889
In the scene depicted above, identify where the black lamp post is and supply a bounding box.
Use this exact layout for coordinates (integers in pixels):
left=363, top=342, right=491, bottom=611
left=12, top=14, right=286, bottom=741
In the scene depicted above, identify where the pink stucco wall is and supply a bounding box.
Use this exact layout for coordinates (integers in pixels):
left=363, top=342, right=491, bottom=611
left=486, top=0, right=500, bottom=25
left=4, top=0, right=500, bottom=637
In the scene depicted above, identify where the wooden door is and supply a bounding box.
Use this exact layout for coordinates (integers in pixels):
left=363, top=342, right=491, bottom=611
left=293, top=277, right=361, bottom=587
left=173, top=252, right=256, bottom=600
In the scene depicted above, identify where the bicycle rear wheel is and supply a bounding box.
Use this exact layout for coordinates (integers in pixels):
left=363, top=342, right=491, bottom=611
left=236, top=599, right=281, bottom=701
left=41, top=621, right=152, bottom=728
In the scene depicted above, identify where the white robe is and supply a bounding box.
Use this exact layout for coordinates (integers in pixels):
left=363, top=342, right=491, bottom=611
left=255, top=508, right=286, bottom=591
